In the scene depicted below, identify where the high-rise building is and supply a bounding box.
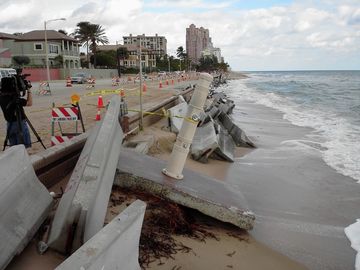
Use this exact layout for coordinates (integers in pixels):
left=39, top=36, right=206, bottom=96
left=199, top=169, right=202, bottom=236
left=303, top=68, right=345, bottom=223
left=123, top=34, right=167, bottom=56
left=186, top=24, right=213, bottom=64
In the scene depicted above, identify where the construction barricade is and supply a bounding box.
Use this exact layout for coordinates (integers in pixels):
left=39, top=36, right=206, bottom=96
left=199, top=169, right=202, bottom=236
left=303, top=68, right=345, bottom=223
left=37, top=81, right=51, bottom=95
left=51, top=103, right=85, bottom=146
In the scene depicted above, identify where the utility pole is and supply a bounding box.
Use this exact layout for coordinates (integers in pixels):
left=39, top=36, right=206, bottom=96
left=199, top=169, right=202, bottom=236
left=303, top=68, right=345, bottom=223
left=168, top=56, right=171, bottom=73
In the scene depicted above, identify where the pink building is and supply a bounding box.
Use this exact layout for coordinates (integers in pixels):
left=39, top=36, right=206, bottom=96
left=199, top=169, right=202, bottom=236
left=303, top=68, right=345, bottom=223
left=186, top=24, right=213, bottom=65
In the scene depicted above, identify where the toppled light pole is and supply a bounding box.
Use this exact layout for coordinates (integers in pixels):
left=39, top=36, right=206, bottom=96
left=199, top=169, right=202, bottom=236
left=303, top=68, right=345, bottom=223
left=162, top=73, right=213, bottom=179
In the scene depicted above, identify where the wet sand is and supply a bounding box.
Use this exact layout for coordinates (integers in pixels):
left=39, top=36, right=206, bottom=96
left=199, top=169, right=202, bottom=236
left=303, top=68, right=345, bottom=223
left=224, top=100, right=360, bottom=269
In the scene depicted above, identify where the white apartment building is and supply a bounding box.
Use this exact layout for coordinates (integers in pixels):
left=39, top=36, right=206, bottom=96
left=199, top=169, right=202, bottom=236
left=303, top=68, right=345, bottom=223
left=123, top=34, right=167, bottom=57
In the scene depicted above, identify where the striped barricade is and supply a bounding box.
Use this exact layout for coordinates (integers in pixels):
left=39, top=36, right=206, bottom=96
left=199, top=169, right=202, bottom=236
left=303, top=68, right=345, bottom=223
left=51, top=104, right=85, bottom=146
left=51, top=135, right=74, bottom=146
left=51, top=107, right=79, bottom=122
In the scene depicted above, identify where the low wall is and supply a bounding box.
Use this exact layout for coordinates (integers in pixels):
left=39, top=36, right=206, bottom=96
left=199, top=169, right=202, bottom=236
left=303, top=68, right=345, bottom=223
left=21, top=68, right=119, bottom=82
left=60, top=68, right=118, bottom=80
left=23, top=67, right=61, bottom=82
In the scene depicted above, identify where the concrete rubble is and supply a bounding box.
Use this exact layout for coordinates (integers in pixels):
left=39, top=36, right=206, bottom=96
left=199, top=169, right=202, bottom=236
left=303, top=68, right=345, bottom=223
left=115, top=148, right=255, bottom=230
left=0, top=145, right=53, bottom=270
left=55, top=200, right=146, bottom=270
left=46, top=95, right=123, bottom=254
left=179, top=90, right=256, bottom=163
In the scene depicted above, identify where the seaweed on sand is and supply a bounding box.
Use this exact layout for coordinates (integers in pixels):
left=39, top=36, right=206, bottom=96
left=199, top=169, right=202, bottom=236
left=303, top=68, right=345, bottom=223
left=110, top=187, right=218, bottom=269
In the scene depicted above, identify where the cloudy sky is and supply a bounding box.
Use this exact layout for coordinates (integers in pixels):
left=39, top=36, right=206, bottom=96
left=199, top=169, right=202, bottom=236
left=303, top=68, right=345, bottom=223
left=1, top=0, right=359, bottom=71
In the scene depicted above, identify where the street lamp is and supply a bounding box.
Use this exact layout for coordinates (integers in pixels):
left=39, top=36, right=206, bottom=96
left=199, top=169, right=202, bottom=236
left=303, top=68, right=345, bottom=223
left=44, top=18, right=66, bottom=85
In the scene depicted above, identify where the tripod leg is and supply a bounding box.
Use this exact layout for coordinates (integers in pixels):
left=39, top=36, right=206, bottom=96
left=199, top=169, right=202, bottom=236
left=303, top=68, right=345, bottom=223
left=2, top=123, right=11, bottom=151
left=24, top=115, right=46, bottom=149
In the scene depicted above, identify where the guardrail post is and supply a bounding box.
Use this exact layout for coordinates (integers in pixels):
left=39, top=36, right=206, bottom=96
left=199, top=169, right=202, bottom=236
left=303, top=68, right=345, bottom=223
left=162, top=73, right=213, bottom=179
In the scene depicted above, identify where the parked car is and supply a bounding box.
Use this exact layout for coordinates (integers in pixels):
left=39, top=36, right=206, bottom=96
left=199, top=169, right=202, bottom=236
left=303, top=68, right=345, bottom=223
left=70, top=73, right=90, bottom=84
left=158, top=71, right=167, bottom=77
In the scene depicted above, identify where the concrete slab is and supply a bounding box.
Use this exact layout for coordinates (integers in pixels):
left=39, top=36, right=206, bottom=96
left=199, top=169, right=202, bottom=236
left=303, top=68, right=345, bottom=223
left=191, top=121, right=218, bottom=163
left=168, top=101, right=187, bottom=133
left=47, top=96, right=123, bottom=253
left=212, top=124, right=235, bottom=162
left=114, top=148, right=255, bottom=230
left=56, top=200, right=146, bottom=270
left=218, top=112, right=255, bottom=148
left=0, top=145, right=53, bottom=269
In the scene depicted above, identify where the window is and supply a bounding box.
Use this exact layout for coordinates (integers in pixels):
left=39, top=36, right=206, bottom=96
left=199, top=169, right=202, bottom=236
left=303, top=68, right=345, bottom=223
left=34, top=43, right=43, bottom=50
left=49, top=44, right=59, bottom=54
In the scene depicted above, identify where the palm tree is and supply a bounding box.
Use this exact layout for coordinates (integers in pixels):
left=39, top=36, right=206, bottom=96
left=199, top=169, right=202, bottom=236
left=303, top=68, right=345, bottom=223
left=88, top=24, right=109, bottom=68
left=74, top=22, right=92, bottom=66
left=176, top=46, right=186, bottom=60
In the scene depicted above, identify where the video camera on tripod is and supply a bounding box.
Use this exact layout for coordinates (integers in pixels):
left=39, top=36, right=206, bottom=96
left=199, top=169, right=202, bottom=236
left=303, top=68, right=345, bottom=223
left=0, top=70, right=45, bottom=150
left=0, top=70, right=32, bottom=97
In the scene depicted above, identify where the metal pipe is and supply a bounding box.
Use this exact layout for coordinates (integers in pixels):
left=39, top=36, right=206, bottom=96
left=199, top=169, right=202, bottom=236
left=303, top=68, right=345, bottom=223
left=162, top=73, right=213, bottom=179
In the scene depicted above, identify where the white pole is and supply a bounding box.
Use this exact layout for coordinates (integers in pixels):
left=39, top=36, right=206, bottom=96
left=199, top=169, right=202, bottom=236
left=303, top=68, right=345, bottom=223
left=44, top=21, right=50, bottom=84
left=162, top=73, right=213, bottom=179
left=139, top=36, right=143, bottom=130
left=44, top=18, right=66, bottom=85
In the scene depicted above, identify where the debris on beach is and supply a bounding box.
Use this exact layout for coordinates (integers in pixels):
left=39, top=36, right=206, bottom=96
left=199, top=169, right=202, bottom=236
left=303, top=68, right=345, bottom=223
left=108, top=186, right=220, bottom=269
left=167, top=85, right=256, bottom=164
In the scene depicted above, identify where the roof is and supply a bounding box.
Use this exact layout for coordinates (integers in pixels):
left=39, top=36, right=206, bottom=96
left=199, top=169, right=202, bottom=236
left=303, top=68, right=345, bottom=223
left=0, top=32, right=21, bottom=40
left=18, top=30, right=78, bottom=42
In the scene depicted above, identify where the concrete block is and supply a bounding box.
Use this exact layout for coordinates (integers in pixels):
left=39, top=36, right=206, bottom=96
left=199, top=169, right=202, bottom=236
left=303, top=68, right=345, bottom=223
left=218, top=112, right=255, bottom=148
left=0, top=145, right=53, bottom=269
left=55, top=200, right=146, bottom=270
left=48, top=95, right=124, bottom=252
left=167, top=101, right=188, bottom=133
left=115, top=148, right=255, bottom=230
left=191, top=121, right=218, bottom=163
left=212, top=124, right=235, bottom=162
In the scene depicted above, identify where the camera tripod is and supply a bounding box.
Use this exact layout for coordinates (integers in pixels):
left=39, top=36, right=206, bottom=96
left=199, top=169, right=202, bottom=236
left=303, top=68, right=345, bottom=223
left=2, top=97, right=46, bottom=151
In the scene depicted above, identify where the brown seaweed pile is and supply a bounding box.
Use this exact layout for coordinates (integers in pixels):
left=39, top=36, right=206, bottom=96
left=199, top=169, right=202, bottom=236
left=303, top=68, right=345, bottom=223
left=109, top=187, right=219, bottom=269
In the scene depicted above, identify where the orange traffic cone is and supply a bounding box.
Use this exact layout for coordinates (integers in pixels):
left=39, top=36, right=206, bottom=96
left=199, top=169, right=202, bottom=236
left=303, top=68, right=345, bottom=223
left=97, top=95, right=104, bottom=108
left=166, top=80, right=169, bottom=86
left=143, top=83, right=147, bottom=92
left=159, top=81, right=163, bottom=89
left=66, top=77, right=72, bottom=87
left=171, top=79, right=174, bottom=85
left=95, top=109, right=101, bottom=121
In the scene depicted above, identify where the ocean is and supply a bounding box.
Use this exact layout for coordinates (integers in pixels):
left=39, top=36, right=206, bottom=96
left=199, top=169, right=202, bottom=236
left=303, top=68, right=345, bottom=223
left=222, top=70, right=360, bottom=270
left=227, top=70, right=360, bottom=183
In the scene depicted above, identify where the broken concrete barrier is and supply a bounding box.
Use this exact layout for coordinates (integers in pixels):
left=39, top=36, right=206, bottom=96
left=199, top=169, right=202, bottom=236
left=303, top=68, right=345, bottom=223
left=47, top=95, right=124, bottom=253
left=55, top=200, right=146, bottom=270
left=167, top=101, right=187, bottom=133
left=191, top=121, right=218, bottom=163
left=115, top=148, right=255, bottom=230
left=218, top=112, right=255, bottom=148
left=0, top=145, right=53, bottom=269
left=212, top=123, right=235, bottom=162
